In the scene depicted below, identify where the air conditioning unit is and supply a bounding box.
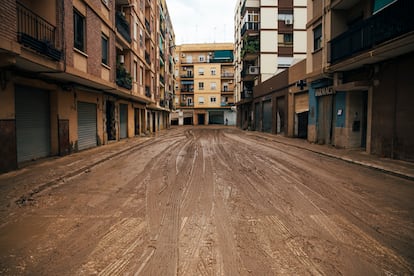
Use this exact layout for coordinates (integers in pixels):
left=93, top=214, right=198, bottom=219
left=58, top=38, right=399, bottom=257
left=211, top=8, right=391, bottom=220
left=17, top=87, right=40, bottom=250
left=285, top=18, right=293, bottom=25
left=248, top=66, right=259, bottom=75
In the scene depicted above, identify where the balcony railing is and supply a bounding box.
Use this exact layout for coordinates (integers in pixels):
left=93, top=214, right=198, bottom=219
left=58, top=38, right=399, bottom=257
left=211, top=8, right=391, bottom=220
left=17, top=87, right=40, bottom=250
left=145, top=51, right=151, bottom=65
left=241, top=39, right=260, bottom=59
left=241, top=90, right=253, bottom=99
left=145, top=86, right=151, bottom=97
left=180, top=102, right=194, bottom=107
left=145, top=19, right=151, bottom=32
left=16, top=2, right=62, bottom=61
left=116, top=11, right=131, bottom=43
left=181, top=89, right=194, bottom=93
left=116, top=64, right=132, bottom=90
left=330, top=0, right=414, bottom=64
left=241, top=22, right=259, bottom=36
left=180, top=74, right=194, bottom=78
left=221, top=72, right=234, bottom=78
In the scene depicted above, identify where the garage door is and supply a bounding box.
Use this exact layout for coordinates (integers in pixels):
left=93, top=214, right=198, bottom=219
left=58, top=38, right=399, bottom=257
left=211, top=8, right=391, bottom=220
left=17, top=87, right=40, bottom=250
left=77, top=102, right=97, bottom=150
left=262, top=100, right=272, bottom=133
left=15, top=85, right=50, bottom=162
left=209, top=111, right=224, bottom=124
left=120, top=104, right=128, bottom=139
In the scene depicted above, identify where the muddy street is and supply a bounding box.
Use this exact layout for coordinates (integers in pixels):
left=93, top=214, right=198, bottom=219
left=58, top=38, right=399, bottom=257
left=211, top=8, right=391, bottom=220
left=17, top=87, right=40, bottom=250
left=0, top=127, right=413, bottom=275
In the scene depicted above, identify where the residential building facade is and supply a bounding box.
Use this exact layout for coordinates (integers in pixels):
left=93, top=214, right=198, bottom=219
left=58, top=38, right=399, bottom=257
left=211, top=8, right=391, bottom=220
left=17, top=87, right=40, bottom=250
left=0, top=0, right=175, bottom=173
left=173, top=43, right=236, bottom=126
left=306, top=0, right=414, bottom=161
left=234, top=0, right=307, bottom=129
left=251, top=59, right=308, bottom=137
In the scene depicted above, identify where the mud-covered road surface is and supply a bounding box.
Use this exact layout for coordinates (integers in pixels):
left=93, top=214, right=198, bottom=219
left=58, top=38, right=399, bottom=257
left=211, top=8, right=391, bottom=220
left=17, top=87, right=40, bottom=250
left=0, top=127, right=413, bottom=275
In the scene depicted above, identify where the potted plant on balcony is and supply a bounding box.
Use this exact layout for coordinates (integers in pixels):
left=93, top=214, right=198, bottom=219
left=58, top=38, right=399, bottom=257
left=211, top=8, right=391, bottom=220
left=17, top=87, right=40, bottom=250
left=116, top=63, right=132, bottom=90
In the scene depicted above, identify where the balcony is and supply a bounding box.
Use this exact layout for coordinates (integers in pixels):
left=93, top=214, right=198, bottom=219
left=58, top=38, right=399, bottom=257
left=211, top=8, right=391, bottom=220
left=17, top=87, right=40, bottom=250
left=221, top=89, right=234, bottom=94
left=145, top=51, right=151, bottom=65
left=330, top=0, right=414, bottom=64
left=145, top=86, right=151, bottom=97
left=180, top=102, right=194, bottom=107
left=116, top=11, right=131, bottom=43
left=221, top=102, right=235, bottom=107
left=241, top=90, right=253, bottom=99
left=221, top=72, right=234, bottom=78
left=241, top=22, right=259, bottom=36
left=116, top=64, right=132, bottom=90
left=241, top=39, right=259, bottom=61
left=180, top=74, right=194, bottom=79
left=145, top=18, right=151, bottom=33
left=16, top=2, right=62, bottom=61
left=180, top=85, right=194, bottom=93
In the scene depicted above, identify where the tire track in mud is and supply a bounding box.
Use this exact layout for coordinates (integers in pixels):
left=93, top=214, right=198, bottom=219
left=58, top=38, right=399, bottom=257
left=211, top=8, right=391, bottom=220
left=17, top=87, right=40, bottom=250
left=221, top=129, right=414, bottom=275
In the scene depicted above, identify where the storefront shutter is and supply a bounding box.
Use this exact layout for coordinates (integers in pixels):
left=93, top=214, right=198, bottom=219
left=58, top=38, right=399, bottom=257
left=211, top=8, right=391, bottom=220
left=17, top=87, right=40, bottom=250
left=77, top=102, right=97, bottom=150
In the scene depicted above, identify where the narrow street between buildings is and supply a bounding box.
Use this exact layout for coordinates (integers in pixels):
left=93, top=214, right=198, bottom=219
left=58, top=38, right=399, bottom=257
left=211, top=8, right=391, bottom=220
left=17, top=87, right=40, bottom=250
left=0, top=127, right=413, bottom=275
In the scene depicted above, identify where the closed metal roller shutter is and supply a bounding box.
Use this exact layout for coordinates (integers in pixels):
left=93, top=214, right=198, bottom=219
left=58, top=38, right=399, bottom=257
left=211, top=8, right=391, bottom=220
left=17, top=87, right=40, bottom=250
left=77, top=102, right=97, bottom=150
left=119, top=104, right=128, bottom=139
left=262, top=100, right=272, bottom=133
left=254, top=103, right=260, bottom=131
left=294, top=93, right=309, bottom=113
left=15, top=85, right=50, bottom=162
left=208, top=111, right=224, bottom=124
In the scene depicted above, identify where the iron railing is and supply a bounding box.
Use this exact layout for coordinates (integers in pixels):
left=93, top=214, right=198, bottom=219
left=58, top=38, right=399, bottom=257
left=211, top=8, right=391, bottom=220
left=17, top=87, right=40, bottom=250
left=145, top=51, right=151, bottom=65
left=16, top=2, right=62, bottom=61
left=145, top=86, right=151, bottom=97
left=330, top=0, right=414, bottom=64
left=116, top=11, right=131, bottom=43
left=241, top=22, right=259, bottom=36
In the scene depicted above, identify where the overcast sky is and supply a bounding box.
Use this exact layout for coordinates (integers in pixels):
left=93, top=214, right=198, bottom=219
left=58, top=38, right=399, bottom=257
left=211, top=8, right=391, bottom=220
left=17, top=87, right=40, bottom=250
left=167, top=0, right=238, bottom=45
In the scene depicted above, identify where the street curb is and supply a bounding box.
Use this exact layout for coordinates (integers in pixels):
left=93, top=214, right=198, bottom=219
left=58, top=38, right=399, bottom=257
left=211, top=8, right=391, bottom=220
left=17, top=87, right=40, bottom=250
left=246, top=132, right=414, bottom=182
left=15, top=137, right=152, bottom=206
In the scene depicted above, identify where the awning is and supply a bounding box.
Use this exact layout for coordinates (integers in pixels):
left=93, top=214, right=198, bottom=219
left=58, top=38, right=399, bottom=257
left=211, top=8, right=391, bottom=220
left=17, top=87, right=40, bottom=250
left=211, top=50, right=234, bottom=62
left=373, top=0, right=397, bottom=14
left=181, top=80, right=194, bottom=85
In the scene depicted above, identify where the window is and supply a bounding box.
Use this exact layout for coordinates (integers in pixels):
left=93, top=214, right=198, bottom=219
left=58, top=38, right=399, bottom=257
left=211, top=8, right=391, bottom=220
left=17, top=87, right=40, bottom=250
left=74, top=9, right=85, bottom=52
left=210, top=96, right=216, bottom=103
left=242, top=11, right=259, bottom=24
left=139, top=29, right=143, bottom=47
left=313, top=24, right=322, bottom=51
left=134, top=20, right=138, bottom=40
left=198, top=68, right=204, bottom=76
left=278, top=33, right=293, bottom=46
left=101, top=34, right=108, bottom=65
left=199, top=55, right=205, bottom=62
left=210, top=82, right=217, bottom=90
left=140, top=66, right=144, bottom=85
left=198, top=96, right=205, bottom=104
left=210, top=68, right=216, bottom=75
left=133, top=61, right=138, bottom=82
left=199, top=82, right=204, bottom=90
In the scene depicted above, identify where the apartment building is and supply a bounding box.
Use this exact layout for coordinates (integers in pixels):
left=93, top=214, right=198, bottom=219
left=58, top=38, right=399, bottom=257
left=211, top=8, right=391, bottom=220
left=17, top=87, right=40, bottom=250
left=173, top=43, right=236, bottom=126
left=306, top=0, right=414, bottom=161
left=234, top=0, right=307, bottom=129
left=0, top=0, right=175, bottom=173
